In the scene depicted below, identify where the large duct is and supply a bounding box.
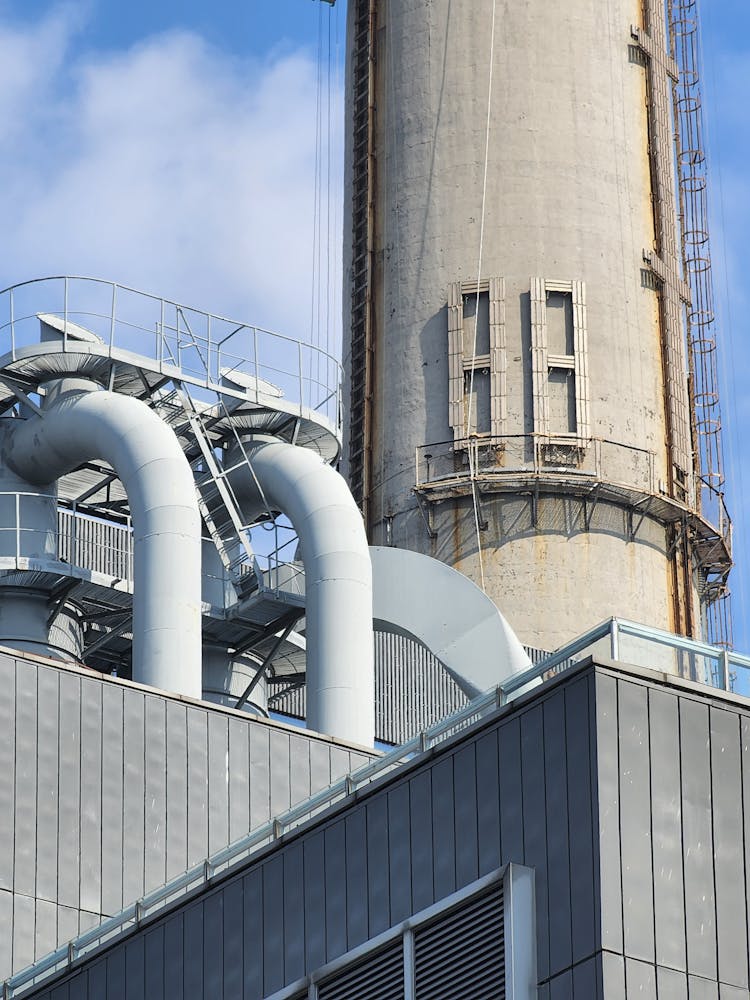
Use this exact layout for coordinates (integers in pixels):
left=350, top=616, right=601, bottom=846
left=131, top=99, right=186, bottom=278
left=2, top=379, right=202, bottom=698
left=227, top=437, right=374, bottom=747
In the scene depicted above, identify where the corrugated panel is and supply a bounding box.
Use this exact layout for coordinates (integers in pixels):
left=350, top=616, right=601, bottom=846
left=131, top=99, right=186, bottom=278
left=318, top=940, right=404, bottom=1000
left=489, top=276, right=506, bottom=438
left=414, top=885, right=504, bottom=1000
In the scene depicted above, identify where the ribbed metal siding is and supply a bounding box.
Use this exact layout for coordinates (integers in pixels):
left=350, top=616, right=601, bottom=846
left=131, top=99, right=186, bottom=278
left=271, top=634, right=550, bottom=745
left=0, top=650, right=375, bottom=978
left=414, top=885, right=504, bottom=1000
left=57, top=510, right=133, bottom=581
left=318, top=941, right=405, bottom=1000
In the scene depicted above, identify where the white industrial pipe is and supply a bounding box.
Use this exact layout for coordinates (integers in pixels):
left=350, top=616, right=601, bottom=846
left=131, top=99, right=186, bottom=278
left=3, top=379, right=202, bottom=697
left=228, top=437, right=374, bottom=747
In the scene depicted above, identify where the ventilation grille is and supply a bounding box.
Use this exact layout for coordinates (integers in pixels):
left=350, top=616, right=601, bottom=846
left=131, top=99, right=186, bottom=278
left=414, top=885, right=505, bottom=1000
left=318, top=941, right=404, bottom=1000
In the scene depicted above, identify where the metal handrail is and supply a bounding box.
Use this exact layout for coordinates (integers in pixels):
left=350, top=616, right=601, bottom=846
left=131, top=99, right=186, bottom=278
left=5, top=615, right=750, bottom=995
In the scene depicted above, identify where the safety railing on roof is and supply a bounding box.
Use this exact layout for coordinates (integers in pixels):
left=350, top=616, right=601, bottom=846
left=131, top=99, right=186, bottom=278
left=0, top=276, right=342, bottom=430
left=5, top=616, right=750, bottom=997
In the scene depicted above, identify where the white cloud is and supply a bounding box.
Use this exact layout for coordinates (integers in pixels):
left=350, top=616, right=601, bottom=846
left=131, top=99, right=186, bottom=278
left=0, top=6, right=342, bottom=347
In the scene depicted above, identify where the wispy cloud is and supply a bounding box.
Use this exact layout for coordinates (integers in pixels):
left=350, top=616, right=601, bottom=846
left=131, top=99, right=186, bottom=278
left=0, top=5, right=342, bottom=344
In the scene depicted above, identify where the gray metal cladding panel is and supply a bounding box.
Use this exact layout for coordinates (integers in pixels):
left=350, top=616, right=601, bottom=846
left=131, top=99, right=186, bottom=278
left=594, top=673, right=623, bottom=953
left=564, top=675, right=596, bottom=963
left=282, top=843, right=305, bottom=981
left=249, top=725, right=271, bottom=831
left=680, top=698, right=717, bottom=981
left=101, top=684, right=124, bottom=916
left=289, top=733, right=311, bottom=807
left=497, top=716, right=524, bottom=864
left=453, top=744, right=478, bottom=889
left=408, top=770, right=434, bottom=914
left=648, top=687, right=686, bottom=972
left=720, top=985, right=750, bottom=1000
left=14, top=659, right=38, bottom=898
left=303, top=830, right=327, bottom=971
left=475, top=730, right=501, bottom=877
left=543, top=691, right=572, bottom=977
left=625, top=957, right=656, bottom=999
left=58, top=672, right=81, bottom=910
left=324, top=820, right=348, bottom=958
left=88, top=961, right=107, bottom=999
left=223, top=880, right=244, bottom=997
left=165, top=701, right=188, bottom=882
left=144, top=697, right=167, bottom=895
left=366, top=795, right=390, bottom=938
left=186, top=707, right=208, bottom=869
left=0, top=891, right=10, bottom=981
left=80, top=682, right=103, bottom=915
left=35, top=898, right=57, bottom=963
left=122, top=690, right=145, bottom=907
left=657, top=966, right=688, bottom=1000
left=208, top=712, right=229, bottom=855
left=262, top=856, right=284, bottom=996
left=0, top=656, right=15, bottom=892
left=709, top=708, right=748, bottom=990
left=106, top=947, right=125, bottom=1000
left=599, top=951, right=626, bottom=1000
left=344, top=808, right=369, bottom=949
left=269, top=729, right=291, bottom=818
left=163, top=913, right=184, bottom=998
left=549, top=970, right=573, bottom=1000
left=430, top=756, right=456, bottom=900
left=12, top=891, right=35, bottom=973
left=571, top=957, right=598, bottom=998
left=228, top=718, right=250, bottom=844
left=386, top=783, right=411, bottom=925
left=520, top=704, right=548, bottom=983
left=689, top=975, right=720, bottom=1000
left=36, top=666, right=59, bottom=906
left=617, top=680, right=655, bottom=964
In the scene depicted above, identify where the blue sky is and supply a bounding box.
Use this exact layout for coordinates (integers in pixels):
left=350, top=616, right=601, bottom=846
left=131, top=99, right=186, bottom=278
left=0, top=0, right=747, bottom=649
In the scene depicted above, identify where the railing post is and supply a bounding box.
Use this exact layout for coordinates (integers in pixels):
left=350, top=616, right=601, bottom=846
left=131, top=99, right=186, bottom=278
left=721, top=649, right=731, bottom=691
left=14, top=493, right=20, bottom=561
left=71, top=503, right=77, bottom=567
left=9, top=286, right=15, bottom=357
left=63, top=276, right=69, bottom=348
left=110, top=283, right=117, bottom=353
left=610, top=619, right=620, bottom=661
left=298, top=340, right=304, bottom=412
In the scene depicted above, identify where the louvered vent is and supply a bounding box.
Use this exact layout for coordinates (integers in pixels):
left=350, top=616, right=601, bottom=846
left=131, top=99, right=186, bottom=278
left=414, top=885, right=505, bottom=1000
left=317, top=940, right=405, bottom=1000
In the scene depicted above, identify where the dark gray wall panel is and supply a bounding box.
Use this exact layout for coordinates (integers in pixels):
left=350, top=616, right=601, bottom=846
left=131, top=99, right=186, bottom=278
left=183, top=903, right=203, bottom=996
left=594, top=673, right=623, bottom=954
left=36, top=667, right=59, bottom=906
left=431, top=756, right=456, bottom=899
left=618, top=681, right=654, bottom=964
left=105, top=946, right=125, bottom=1000
left=87, top=961, right=106, bottom=999
left=163, top=913, right=184, bottom=999
left=203, top=892, right=224, bottom=999
left=656, top=966, right=688, bottom=1000
left=242, top=870, right=263, bottom=999
left=475, top=730, right=500, bottom=877
left=79, top=682, right=102, bottom=915
left=101, top=685, right=124, bottom=916
left=324, top=820, right=348, bottom=958
left=409, top=770, right=434, bottom=913
left=366, top=795, right=390, bottom=937
left=124, top=936, right=144, bottom=1000
left=571, top=957, right=597, bottom=997
left=498, top=716, right=523, bottom=864
left=262, top=856, right=284, bottom=994
left=549, top=969, right=573, bottom=1000
left=0, top=656, right=15, bottom=892
left=344, top=808, right=369, bottom=949
left=544, top=691, right=572, bottom=977
left=165, top=702, right=188, bottom=882
left=144, top=697, right=167, bottom=894
left=282, top=844, right=305, bottom=982
left=648, top=687, right=686, bottom=972
left=387, top=783, right=412, bottom=924
left=710, top=708, right=748, bottom=990
left=680, top=698, right=717, bottom=981
left=453, top=744, right=478, bottom=889
left=565, top=675, right=596, bottom=964
left=143, top=925, right=164, bottom=1000
left=303, top=831, right=327, bottom=971
left=58, top=673, right=81, bottom=910
left=14, top=659, right=38, bottom=899
left=521, top=704, right=548, bottom=982
left=122, top=690, right=145, bottom=907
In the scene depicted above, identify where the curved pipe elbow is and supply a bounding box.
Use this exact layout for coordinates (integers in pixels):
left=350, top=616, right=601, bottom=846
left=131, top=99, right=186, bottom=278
left=231, top=439, right=374, bottom=747
left=4, top=384, right=202, bottom=698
